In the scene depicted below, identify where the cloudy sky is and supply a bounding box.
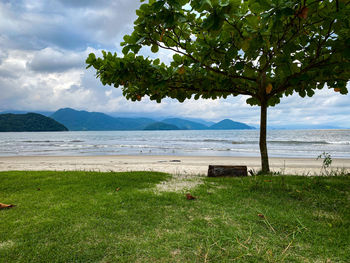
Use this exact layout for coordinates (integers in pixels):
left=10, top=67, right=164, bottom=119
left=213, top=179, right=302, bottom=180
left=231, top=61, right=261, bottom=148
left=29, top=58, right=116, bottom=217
left=0, top=0, right=349, bottom=128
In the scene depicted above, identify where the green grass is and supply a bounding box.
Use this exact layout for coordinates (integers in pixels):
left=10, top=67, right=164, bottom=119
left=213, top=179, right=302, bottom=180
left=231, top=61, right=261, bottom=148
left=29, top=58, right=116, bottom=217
left=0, top=171, right=349, bottom=262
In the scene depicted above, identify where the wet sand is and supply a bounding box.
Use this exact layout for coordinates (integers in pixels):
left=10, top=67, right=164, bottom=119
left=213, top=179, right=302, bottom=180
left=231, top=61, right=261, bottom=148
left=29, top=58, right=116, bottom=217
left=0, top=155, right=349, bottom=175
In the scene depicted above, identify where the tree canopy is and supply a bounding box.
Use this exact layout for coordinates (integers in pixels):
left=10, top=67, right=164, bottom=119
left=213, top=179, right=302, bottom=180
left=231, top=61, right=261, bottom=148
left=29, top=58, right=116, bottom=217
left=86, top=0, right=350, bottom=172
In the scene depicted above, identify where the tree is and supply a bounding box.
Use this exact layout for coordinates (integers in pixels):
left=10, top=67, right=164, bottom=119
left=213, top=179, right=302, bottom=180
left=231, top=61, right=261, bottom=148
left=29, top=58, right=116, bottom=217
left=86, top=0, right=350, bottom=173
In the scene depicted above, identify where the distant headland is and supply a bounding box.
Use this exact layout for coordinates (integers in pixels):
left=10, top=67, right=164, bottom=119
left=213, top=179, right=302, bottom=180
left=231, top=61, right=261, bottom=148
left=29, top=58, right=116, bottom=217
left=0, top=113, right=68, bottom=132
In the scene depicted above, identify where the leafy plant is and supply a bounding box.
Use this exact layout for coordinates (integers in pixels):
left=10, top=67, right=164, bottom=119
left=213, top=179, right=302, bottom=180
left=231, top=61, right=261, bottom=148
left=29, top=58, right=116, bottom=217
left=86, top=0, right=350, bottom=173
left=317, top=152, right=333, bottom=175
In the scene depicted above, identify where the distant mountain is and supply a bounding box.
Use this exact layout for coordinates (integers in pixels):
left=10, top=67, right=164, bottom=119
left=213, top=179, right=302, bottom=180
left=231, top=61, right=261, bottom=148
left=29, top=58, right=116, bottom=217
left=2, top=108, right=257, bottom=131
left=184, top=118, right=215, bottom=127
left=0, top=113, right=68, bottom=132
left=0, top=110, right=54, bottom=117
left=50, top=108, right=155, bottom=131
left=50, top=108, right=256, bottom=131
left=162, top=118, right=208, bottom=130
left=143, top=122, right=180, bottom=130
left=107, top=112, right=214, bottom=126
left=209, top=119, right=255, bottom=130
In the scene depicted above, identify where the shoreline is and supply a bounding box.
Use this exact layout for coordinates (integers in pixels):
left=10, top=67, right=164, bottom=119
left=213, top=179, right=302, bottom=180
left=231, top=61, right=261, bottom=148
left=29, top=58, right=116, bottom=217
left=0, top=155, right=349, bottom=175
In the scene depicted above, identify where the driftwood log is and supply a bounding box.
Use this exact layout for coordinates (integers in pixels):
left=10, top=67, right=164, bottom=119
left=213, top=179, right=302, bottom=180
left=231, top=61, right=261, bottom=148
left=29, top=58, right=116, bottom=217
left=208, top=165, right=248, bottom=177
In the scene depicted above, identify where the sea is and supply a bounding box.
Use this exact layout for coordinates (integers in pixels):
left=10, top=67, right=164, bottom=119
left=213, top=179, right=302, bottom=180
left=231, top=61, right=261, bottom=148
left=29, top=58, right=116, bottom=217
left=0, top=130, right=349, bottom=158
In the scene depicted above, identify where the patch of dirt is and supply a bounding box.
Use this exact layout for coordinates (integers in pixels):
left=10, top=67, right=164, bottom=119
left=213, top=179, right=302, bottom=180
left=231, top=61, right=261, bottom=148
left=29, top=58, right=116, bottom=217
left=0, top=240, right=15, bottom=249
left=155, top=174, right=204, bottom=193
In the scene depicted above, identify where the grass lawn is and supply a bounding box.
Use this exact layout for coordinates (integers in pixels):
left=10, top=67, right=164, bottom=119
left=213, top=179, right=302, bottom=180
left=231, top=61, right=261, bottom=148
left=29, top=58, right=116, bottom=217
left=0, top=171, right=349, bottom=262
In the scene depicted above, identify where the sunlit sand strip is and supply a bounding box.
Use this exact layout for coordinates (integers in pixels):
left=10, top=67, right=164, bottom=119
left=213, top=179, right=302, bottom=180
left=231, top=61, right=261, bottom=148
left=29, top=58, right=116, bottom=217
left=0, top=155, right=349, bottom=176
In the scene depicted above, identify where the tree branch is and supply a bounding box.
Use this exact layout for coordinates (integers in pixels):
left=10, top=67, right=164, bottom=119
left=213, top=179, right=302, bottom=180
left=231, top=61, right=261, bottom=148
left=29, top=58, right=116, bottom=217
left=224, top=18, right=244, bottom=39
left=166, top=83, right=254, bottom=97
left=150, top=35, right=257, bottom=82
left=271, top=58, right=338, bottom=95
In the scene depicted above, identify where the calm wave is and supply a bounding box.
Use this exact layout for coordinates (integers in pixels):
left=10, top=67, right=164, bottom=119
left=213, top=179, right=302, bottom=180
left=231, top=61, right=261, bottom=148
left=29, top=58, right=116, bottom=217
left=0, top=130, right=349, bottom=158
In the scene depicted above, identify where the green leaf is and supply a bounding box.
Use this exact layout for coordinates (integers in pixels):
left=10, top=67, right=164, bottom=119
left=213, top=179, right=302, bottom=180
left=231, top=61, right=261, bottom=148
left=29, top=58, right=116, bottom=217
left=245, top=15, right=259, bottom=28
left=306, top=89, right=315, bottom=97
left=246, top=97, right=259, bottom=106
left=151, top=44, right=159, bottom=53
left=219, top=0, right=230, bottom=7
left=122, top=46, right=130, bottom=55
left=153, top=58, right=160, bottom=65
left=140, top=4, right=149, bottom=12
left=199, top=0, right=212, bottom=11
left=152, top=0, right=165, bottom=11
left=268, top=97, right=280, bottom=107
left=241, top=39, right=250, bottom=52
left=85, top=53, right=96, bottom=65
left=299, top=89, right=306, bottom=98
left=173, top=54, right=182, bottom=64
left=202, top=14, right=215, bottom=30
left=235, top=62, right=245, bottom=70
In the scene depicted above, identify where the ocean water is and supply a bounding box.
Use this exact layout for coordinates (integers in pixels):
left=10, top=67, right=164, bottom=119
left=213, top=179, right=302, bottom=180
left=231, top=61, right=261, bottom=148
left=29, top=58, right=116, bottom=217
left=0, top=130, right=349, bottom=158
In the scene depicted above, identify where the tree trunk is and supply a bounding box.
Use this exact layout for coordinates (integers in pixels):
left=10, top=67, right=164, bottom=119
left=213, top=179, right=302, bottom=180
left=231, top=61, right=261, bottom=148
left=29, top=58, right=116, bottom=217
left=259, top=100, right=270, bottom=173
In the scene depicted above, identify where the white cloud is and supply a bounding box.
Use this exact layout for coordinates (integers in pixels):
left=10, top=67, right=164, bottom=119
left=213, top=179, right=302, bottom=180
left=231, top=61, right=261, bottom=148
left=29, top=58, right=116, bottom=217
left=27, top=47, right=84, bottom=72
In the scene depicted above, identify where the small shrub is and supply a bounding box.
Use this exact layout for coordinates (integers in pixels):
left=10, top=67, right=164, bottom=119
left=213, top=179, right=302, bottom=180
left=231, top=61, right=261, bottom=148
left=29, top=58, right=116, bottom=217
left=317, top=152, right=332, bottom=175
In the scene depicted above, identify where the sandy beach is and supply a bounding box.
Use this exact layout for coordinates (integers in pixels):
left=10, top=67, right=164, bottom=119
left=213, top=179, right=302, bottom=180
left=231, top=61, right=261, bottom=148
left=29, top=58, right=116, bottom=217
left=0, top=155, right=349, bottom=175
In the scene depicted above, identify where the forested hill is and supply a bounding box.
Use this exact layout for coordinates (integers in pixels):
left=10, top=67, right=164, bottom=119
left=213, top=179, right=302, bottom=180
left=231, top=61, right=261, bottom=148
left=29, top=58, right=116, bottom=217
left=209, top=119, right=255, bottom=130
left=0, top=113, right=68, bottom=132
left=162, top=118, right=208, bottom=130
left=143, top=122, right=180, bottom=130
left=50, top=108, right=155, bottom=131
